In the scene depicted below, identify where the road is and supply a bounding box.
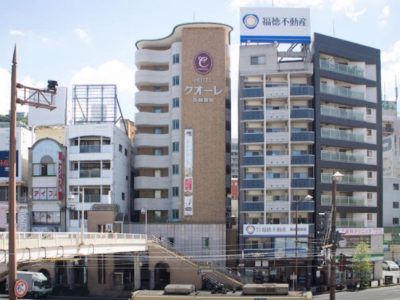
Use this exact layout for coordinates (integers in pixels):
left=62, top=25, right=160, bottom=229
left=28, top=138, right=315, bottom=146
left=0, top=296, right=128, bottom=300
left=314, top=285, right=400, bottom=300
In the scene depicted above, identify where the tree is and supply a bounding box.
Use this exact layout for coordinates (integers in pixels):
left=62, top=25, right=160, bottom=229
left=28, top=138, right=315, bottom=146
left=353, top=242, right=372, bottom=289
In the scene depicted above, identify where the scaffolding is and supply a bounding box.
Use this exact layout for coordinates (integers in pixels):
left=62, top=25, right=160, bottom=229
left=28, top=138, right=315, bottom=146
left=72, top=84, right=127, bottom=133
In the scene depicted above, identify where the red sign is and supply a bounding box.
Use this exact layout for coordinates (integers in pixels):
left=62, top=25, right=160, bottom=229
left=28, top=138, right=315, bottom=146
left=14, top=279, right=28, bottom=298
left=57, top=152, right=63, bottom=201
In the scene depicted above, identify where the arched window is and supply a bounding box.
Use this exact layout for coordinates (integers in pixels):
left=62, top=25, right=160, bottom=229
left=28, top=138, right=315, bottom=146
left=33, top=155, right=56, bottom=176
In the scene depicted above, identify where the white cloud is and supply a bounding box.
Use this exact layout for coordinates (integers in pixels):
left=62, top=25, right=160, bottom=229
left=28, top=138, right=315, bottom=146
left=8, top=29, right=25, bottom=36
left=230, top=0, right=322, bottom=10
left=379, top=5, right=391, bottom=26
left=74, top=28, right=91, bottom=44
left=330, top=0, right=366, bottom=22
left=70, top=60, right=136, bottom=119
left=382, top=40, right=400, bottom=100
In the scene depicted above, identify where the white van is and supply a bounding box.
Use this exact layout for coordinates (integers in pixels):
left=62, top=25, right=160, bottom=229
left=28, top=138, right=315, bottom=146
left=382, top=260, right=399, bottom=271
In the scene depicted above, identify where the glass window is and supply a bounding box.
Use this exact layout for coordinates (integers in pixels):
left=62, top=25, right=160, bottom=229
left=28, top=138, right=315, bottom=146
left=393, top=218, right=399, bottom=225
left=394, top=183, right=400, bottom=190
left=172, top=186, right=179, bottom=197
left=154, top=148, right=162, bottom=156
left=122, top=192, right=125, bottom=200
left=172, top=76, right=180, bottom=86
left=154, top=107, right=162, bottom=113
left=172, top=209, right=179, bottom=219
left=155, top=190, right=161, bottom=198
left=172, top=164, right=179, bottom=175
left=102, top=161, right=111, bottom=169
left=119, top=144, right=122, bottom=152
left=202, top=237, right=210, bottom=249
left=172, top=53, right=180, bottom=64
left=250, top=55, right=266, bottom=65
left=394, top=202, right=399, bottom=209
left=172, top=97, right=180, bottom=108
left=154, top=128, right=162, bottom=134
left=172, top=119, right=179, bottom=130
left=172, top=142, right=179, bottom=152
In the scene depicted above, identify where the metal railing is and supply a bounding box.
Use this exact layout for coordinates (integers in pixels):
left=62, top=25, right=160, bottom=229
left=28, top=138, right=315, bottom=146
left=321, top=150, right=364, bottom=163
left=320, top=105, right=364, bottom=121
left=321, top=173, right=365, bottom=185
left=320, top=84, right=365, bottom=100
left=321, top=195, right=365, bottom=207
left=321, top=127, right=364, bottom=143
left=320, top=59, right=364, bottom=78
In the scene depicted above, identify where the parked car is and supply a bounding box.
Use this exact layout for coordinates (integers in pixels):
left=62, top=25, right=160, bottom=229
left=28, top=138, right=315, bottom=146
left=382, top=260, right=399, bottom=271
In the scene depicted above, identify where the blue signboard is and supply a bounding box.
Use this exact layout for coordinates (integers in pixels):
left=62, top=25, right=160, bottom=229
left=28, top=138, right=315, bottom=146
left=0, top=151, right=19, bottom=177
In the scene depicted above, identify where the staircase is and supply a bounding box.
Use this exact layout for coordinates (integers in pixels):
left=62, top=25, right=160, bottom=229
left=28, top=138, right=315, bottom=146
left=148, top=236, right=243, bottom=289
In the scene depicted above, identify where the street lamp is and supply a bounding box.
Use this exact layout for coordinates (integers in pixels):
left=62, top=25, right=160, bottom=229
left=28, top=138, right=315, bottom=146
left=141, top=208, right=147, bottom=237
left=294, top=194, right=313, bottom=290
left=329, top=171, right=343, bottom=300
left=8, top=46, right=57, bottom=300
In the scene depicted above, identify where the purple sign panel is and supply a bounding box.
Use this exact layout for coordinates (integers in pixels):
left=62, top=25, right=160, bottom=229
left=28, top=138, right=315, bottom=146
left=194, top=51, right=213, bottom=75
left=0, top=150, right=19, bottom=177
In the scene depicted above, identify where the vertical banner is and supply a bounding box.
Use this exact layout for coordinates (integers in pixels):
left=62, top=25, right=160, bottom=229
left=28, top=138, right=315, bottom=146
left=57, top=152, right=63, bottom=201
left=183, top=129, right=193, bottom=216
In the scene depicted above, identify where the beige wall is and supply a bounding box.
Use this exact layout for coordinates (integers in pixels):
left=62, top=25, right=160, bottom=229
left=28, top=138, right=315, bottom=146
left=87, top=211, right=116, bottom=232
left=181, top=27, right=229, bottom=224
left=34, top=126, right=66, bottom=144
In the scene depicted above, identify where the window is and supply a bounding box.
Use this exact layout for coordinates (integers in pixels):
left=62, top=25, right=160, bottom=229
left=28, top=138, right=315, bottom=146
left=122, top=192, right=125, bottom=200
left=367, top=108, right=372, bottom=115
left=172, top=164, right=179, bottom=175
left=172, top=53, right=180, bottom=64
left=368, top=171, right=373, bottom=178
left=154, top=107, right=162, bottom=113
left=124, top=148, right=128, bottom=156
left=119, top=144, right=122, bottom=152
left=154, top=148, right=162, bottom=156
left=202, top=237, right=210, bottom=249
left=172, top=97, right=180, bottom=108
left=172, top=142, right=179, bottom=152
left=154, top=128, right=162, bottom=134
left=33, top=155, right=56, bottom=176
left=367, top=213, right=373, bottom=221
left=394, top=183, right=399, bottom=190
left=393, top=218, right=399, bottom=225
left=394, top=202, right=399, bottom=209
left=167, top=237, right=175, bottom=245
left=250, top=55, right=266, bottom=65
left=172, top=186, right=179, bottom=197
left=172, top=209, right=179, bottom=219
left=367, top=129, right=372, bottom=136
left=155, top=210, right=162, bottom=221
left=155, top=190, right=161, bottom=198
left=32, top=211, right=60, bottom=225
left=172, top=119, right=179, bottom=130
left=102, top=137, right=111, bottom=145
left=367, top=150, right=373, bottom=157
left=367, top=192, right=372, bottom=199
left=172, top=76, right=180, bottom=86
left=102, top=161, right=111, bottom=169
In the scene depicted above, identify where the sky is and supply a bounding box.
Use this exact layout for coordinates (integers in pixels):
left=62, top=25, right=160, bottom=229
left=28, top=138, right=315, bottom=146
left=1, top=0, right=399, bottom=137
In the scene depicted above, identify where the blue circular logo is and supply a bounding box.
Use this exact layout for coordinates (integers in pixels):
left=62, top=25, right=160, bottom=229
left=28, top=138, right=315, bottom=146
left=243, top=14, right=259, bottom=29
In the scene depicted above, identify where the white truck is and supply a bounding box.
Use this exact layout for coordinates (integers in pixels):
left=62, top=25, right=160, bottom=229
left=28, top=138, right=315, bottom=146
left=6, top=271, right=52, bottom=298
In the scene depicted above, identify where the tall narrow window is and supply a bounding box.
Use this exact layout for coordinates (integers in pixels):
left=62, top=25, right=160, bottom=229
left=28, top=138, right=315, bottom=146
left=172, top=76, right=180, bottom=86
left=172, top=54, right=180, bottom=64
left=172, top=97, right=180, bottom=108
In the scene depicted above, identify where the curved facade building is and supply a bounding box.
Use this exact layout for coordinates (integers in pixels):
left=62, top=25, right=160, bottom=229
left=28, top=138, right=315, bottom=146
left=133, top=23, right=232, bottom=262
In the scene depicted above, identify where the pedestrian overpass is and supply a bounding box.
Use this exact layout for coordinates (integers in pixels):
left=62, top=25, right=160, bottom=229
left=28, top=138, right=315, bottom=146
left=0, top=232, right=147, bottom=274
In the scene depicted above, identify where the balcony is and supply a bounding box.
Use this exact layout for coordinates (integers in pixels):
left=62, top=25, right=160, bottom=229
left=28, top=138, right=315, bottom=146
left=265, top=155, right=290, bottom=166
left=321, top=195, right=366, bottom=207
left=79, top=144, right=101, bottom=153
left=291, top=200, right=314, bottom=211
left=242, top=110, right=263, bottom=121
left=242, top=133, right=263, bottom=143
left=241, top=179, right=264, bottom=189
left=79, top=169, right=101, bottom=178
left=319, top=59, right=365, bottom=78
left=290, top=85, right=314, bottom=97
left=321, top=173, right=364, bottom=185
left=321, top=150, right=365, bottom=164
left=242, top=156, right=264, bottom=166
left=135, top=91, right=170, bottom=106
left=291, top=155, right=314, bottom=165
left=320, top=84, right=365, bottom=100
left=291, top=178, right=315, bottom=188
left=336, top=218, right=364, bottom=228
left=265, top=178, right=290, bottom=189
left=241, top=88, right=263, bottom=98
left=135, top=48, right=170, bottom=67
left=134, top=155, right=170, bottom=169
left=134, top=176, right=170, bottom=189
left=135, top=70, right=170, bottom=85
left=265, top=132, right=290, bottom=143
left=134, top=133, right=170, bottom=147
left=320, top=105, right=364, bottom=121
left=321, top=128, right=364, bottom=143
left=135, top=112, right=169, bottom=126
left=291, top=131, right=314, bottom=142
left=265, top=109, right=289, bottom=120
left=265, top=86, right=288, bottom=98
left=291, top=108, right=314, bottom=119
left=134, top=197, right=171, bottom=211
left=241, top=201, right=264, bottom=211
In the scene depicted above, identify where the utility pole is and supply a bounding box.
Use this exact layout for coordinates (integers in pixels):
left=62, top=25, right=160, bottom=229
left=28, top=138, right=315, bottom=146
left=329, top=172, right=343, bottom=300
left=8, top=46, right=57, bottom=300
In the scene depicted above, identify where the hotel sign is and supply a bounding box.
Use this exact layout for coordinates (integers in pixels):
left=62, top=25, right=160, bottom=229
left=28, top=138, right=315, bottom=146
left=183, top=129, right=194, bottom=216
left=240, top=7, right=311, bottom=44
left=243, top=224, right=309, bottom=236
left=337, top=228, right=384, bottom=236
